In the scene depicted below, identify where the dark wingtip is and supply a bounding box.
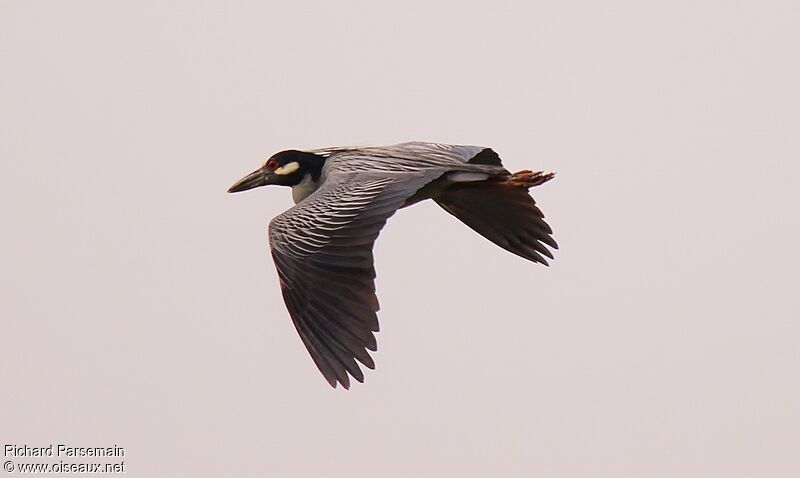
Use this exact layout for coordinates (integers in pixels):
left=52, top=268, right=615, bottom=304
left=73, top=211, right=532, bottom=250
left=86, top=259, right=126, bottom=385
left=359, top=353, right=376, bottom=370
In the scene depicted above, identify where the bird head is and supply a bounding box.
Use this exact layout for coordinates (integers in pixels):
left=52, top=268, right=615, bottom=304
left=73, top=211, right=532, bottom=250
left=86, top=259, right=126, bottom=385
left=228, top=150, right=326, bottom=193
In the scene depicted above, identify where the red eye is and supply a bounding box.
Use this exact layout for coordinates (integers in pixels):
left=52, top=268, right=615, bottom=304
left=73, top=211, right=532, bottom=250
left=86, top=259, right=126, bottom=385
left=266, top=159, right=279, bottom=170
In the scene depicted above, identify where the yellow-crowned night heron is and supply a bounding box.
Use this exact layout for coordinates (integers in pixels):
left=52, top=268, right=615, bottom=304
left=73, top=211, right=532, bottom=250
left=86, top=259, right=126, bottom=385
left=228, top=142, right=557, bottom=388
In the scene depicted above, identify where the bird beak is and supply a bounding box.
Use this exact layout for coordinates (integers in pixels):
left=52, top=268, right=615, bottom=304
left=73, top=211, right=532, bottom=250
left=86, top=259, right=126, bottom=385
left=228, top=167, right=273, bottom=193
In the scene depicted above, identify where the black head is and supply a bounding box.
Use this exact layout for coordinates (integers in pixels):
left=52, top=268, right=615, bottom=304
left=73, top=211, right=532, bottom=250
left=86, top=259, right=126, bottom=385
left=227, top=150, right=327, bottom=193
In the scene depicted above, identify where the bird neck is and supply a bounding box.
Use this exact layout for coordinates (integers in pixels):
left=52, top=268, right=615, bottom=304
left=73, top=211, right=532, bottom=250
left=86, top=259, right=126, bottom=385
left=291, top=174, right=320, bottom=204
left=289, top=151, right=327, bottom=203
left=296, top=151, right=326, bottom=182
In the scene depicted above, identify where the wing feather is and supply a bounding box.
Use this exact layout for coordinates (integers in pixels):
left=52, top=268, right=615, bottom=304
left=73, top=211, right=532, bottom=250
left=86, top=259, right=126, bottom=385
left=269, top=171, right=438, bottom=388
left=435, top=182, right=557, bottom=265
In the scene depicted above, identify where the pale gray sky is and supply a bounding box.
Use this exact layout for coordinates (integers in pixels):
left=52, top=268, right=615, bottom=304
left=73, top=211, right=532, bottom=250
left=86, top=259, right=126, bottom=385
left=2, top=1, right=798, bottom=477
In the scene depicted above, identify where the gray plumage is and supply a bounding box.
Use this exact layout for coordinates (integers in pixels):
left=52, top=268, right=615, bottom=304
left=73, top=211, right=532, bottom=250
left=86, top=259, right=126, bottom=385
left=228, top=142, right=557, bottom=389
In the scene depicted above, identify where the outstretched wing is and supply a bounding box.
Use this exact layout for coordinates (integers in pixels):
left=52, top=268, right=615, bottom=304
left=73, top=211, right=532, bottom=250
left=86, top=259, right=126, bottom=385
left=268, top=171, right=438, bottom=388
left=435, top=180, right=558, bottom=265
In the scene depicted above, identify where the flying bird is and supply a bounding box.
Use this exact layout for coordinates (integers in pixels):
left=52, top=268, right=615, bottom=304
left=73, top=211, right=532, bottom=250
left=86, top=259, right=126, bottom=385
left=228, top=142, right=557, bottom=388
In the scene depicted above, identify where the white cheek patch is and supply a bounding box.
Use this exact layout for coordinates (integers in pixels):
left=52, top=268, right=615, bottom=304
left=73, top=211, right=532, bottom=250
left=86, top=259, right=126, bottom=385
left=274, top=161, right=300, bottom=176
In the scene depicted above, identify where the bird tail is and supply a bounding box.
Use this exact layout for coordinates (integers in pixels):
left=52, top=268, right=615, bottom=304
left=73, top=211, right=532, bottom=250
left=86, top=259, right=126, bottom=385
left=504, top=170, right=555, bottom=189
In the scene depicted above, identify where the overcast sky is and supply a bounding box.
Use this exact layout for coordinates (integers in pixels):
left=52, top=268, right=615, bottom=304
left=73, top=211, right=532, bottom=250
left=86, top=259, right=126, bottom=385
left=2, top=1, right=798, bottom=476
